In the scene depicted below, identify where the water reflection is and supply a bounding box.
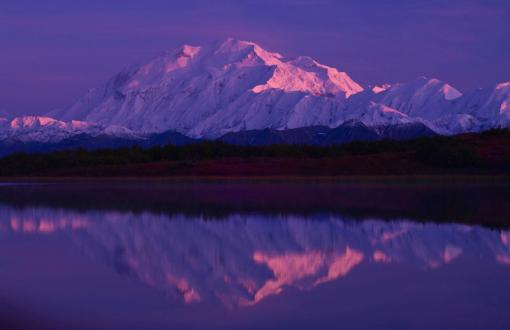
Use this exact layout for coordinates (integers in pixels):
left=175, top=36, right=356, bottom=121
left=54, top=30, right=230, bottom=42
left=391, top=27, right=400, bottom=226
left=2, top=205, right=509, bottom=308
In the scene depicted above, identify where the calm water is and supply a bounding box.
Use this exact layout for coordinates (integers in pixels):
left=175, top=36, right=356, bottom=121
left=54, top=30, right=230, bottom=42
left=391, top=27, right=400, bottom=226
left=1, top=182, right=510, bottom=330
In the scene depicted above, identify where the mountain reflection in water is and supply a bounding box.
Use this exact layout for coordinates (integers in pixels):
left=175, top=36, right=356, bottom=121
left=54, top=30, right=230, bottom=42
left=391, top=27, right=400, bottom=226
left=2, top=205, right=510, bottom=308
left=1, top=182, right=510, bottom=330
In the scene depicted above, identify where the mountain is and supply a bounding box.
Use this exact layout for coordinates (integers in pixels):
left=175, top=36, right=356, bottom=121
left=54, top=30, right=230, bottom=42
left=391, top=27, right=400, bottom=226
left=0, top=116, right=195, bottom=156
left=425, top=82, right=510, bottom=135
left=55, top=38, right=363, bottom=138
left=0, top=131, right=198, bottom=157
left=1, top=38, right=509, bottom=150
left=0, top=120, right=435, bottom=156
left=51, top=38, right=507, bottom=139
left=371, top=77, right=462, bottom=120
left=451, top=82, right=510, bottom=129
left=0, top=120, right=436, bottom=156
left=0, top=116, right=102, bottom=143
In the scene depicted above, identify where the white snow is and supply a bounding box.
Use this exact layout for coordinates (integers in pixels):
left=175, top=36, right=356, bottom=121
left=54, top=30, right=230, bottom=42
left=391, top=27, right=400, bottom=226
left=371, top=83, right=392, bottom=94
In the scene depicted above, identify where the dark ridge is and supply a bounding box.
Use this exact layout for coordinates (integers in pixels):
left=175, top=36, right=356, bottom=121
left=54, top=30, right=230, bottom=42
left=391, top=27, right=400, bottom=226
left=0, top=121, right=439, bottom=157
left=321, top=120, right=380, bottom=145
left=218, top=121, right=438, bottom=146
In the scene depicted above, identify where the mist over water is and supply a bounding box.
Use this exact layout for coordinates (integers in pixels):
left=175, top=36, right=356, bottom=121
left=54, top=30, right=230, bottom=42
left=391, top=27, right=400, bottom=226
left=1, top=182, right=510, bottom=329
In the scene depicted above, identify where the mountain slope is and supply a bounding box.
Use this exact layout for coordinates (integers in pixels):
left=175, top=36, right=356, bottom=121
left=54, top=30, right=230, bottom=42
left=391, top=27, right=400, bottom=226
left=371, top=77, right=462, bottom=120
left=452, top=82, right=510, bottom=128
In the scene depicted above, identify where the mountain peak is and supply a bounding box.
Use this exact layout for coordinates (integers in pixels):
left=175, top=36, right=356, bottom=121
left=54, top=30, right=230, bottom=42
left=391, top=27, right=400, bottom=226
left=211, top=38, right=284, bottom=67
left=411, top=76, right=442, bottom=86
left=176, top=44, right=201, bottom=58
left=441, top=84, right=463, bottom=101
left=371, top=84, right=392, bottom=94
left=10, top=116, right=63, bottom=129
left=496, top=81, right=510, bottom=91
left=216, top=38, right=277, bottom=55
left=406, top=77, right=461, bottom=100
left=368, top=77, right=462, bottom=120
left=217, top=37, right=260, bottom=50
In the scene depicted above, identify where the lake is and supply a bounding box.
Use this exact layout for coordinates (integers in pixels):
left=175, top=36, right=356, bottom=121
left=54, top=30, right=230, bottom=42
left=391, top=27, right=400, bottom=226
left=1, top=181, right=510, bottom=329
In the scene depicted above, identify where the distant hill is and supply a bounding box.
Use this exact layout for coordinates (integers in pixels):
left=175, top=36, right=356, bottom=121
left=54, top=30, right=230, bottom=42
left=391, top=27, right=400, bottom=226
left=0, top=129, right=508, bottom=177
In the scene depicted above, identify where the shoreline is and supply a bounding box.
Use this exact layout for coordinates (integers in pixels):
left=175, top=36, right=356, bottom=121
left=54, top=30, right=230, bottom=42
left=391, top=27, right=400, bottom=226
left=0, top=176, right=509, bottom=228
left=1, top=174, right=510, bottom=184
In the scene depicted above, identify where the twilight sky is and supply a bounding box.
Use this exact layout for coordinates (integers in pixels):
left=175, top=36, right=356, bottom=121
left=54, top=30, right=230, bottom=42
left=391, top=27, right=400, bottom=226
left=1, top=0, right=509, bottom=115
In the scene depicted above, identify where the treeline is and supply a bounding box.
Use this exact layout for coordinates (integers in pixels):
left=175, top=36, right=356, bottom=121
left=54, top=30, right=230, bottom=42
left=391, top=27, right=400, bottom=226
left=0, top=129, right=508, bottom=176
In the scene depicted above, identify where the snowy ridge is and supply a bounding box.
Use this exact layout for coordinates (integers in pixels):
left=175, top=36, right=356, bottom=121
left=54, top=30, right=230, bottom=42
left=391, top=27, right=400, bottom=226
left=0, top=115, right=141, bottom=144
left=449, top=82, right=510, bottom=131
left=370, top=77, right=462, bottom=120
left=1, top=38, right=509, bottom=143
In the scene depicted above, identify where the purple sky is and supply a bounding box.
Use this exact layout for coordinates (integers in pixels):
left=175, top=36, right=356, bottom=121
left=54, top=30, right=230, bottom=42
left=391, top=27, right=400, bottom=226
left=1, top=0, right=509, bottom=115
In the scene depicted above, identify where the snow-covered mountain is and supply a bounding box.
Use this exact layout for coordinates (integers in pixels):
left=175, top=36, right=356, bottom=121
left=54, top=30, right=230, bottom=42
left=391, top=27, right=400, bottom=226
left=0, top=115, right=142, bottom=144
left=0, top=116, right=100, bottom=143
left=371, top=77, right=462, bottom=120
left=54, top=38, right=363, bottom=138
left=1, top=38, right=509, bottom=144
left=450, top=82, right=510, bottom=131
left=2, top=206, right=509, bottom=307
